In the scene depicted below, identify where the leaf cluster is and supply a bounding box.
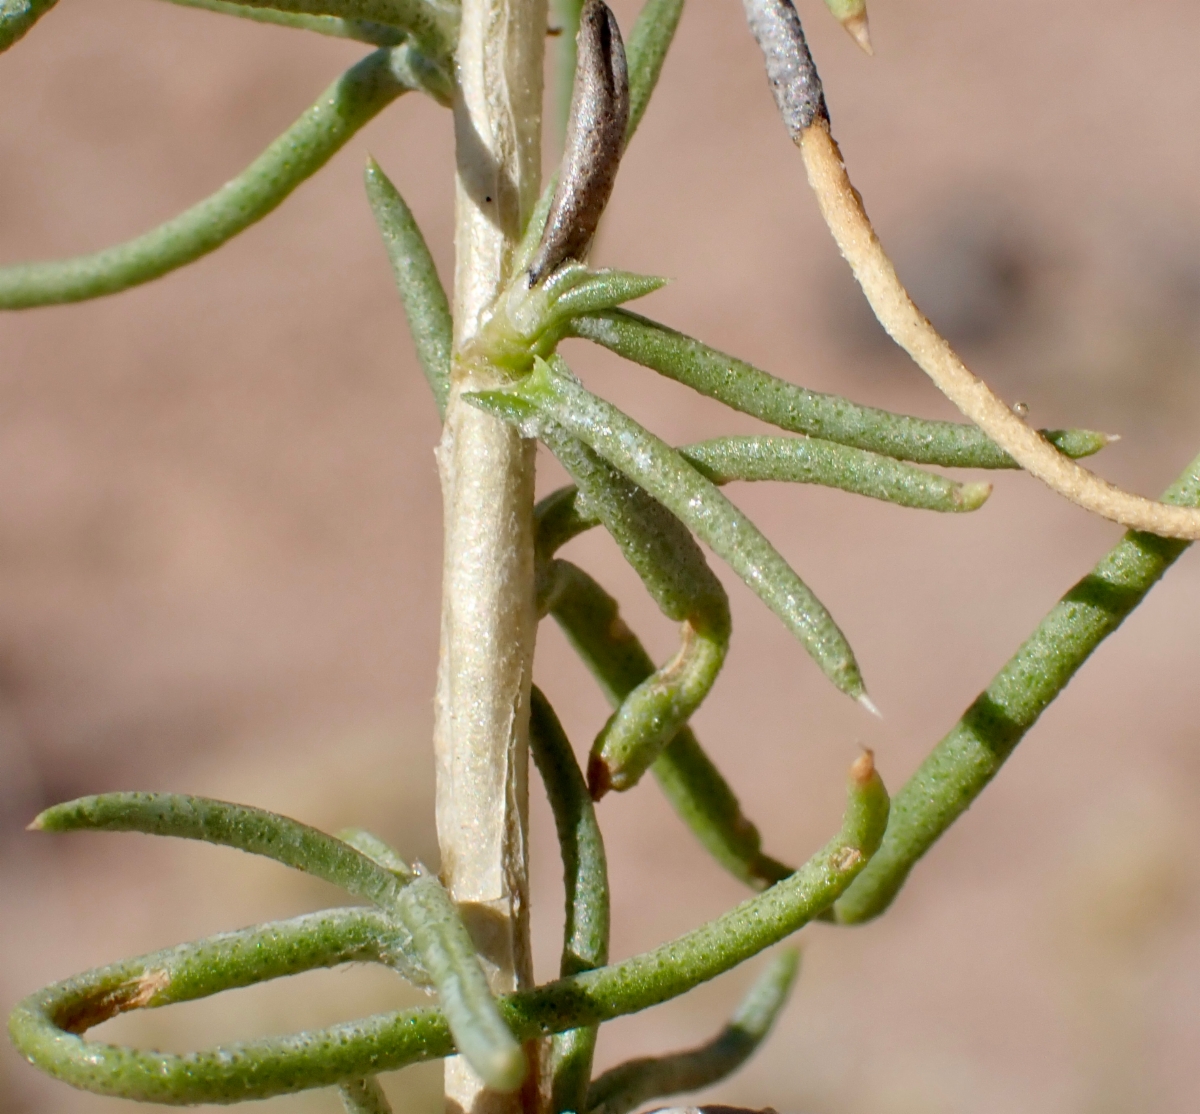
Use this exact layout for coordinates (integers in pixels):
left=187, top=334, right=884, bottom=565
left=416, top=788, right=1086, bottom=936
left=4, top=1, right=1198, bottom=1112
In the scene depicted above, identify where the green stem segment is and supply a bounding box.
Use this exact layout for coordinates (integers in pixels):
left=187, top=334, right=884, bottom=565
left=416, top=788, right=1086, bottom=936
left=11, top=762, right=886, bottom=1106
left=529, top=688, right=610, bottom=1114
left=0, top=47, right=445, bottom=310
left=468, top=355, right=868, bottom=704
left=834, top=449, right=1200, bottom=923
left=585, top=949, right=799, bottom=1114
left=567, top=310, right=1111, bottom=469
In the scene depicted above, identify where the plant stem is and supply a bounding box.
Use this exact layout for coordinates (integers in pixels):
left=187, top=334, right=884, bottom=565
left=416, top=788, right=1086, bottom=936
left=438, top=0, right=546, bottom=1111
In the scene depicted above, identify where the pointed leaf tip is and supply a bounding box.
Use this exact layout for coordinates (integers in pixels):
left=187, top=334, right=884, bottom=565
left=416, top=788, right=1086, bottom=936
left=843, top=12, right=872, bottom=54
left=857, top=693, right=882, bottom=718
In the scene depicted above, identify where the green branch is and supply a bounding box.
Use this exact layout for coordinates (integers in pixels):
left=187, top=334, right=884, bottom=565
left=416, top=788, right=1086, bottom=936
left=543, top=559, right=792, bottom=888
left=567, top=309, right=1111, bottom=468
left=585, top=949, right=798, bottom=1114
left=206, top=0, right=459, bottom=55
left=162, top=0, right=407, bottom=44
left=31, top=793, right=524, bottom=1090
left=364, top=160, right=453, bottom=416
left=537, top=428, right=731, bottom=796
left=0, top=46, right=445, bottom=310
left=10, top=762, right=887, bottom=1105
left=835, top=447, right=1200, bottom=923
left=468, top=355, right=869, bottom=705
left=530, top=688, right=610, bottom=1114
left=682, top=436, right=990, bottom=512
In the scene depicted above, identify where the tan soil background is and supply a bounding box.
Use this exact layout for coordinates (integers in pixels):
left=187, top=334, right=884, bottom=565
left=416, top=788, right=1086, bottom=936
left=2, top=1, right=1199, bottom=1112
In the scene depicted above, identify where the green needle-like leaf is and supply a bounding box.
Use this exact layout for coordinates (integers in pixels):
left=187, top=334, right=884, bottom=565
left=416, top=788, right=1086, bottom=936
left=541, top=558, right=793, bottom=888
left=585, top=949, right=799, bottom=1114
left=340, top=1077, right=396, bottom=1114
left=364, top=159, right=453, bottom=418
left=682, top=436, right=991, bottom=511
left=537, top=428, right=731, bottom=796
left=216, top=0, right=458, bottom=57
left=0, top=47, right=444, bottom=310
left=624, top=0, right=685, bottom=141
left=163, top=0, right=406, bottom=45
left=567, top=309, right=1112, bottom=468
left=834, top=447, right=1200, bottom=924
left=11, top=761, right=886, bottom=1105
left=32, top=792, right=415, bottom=907
left=551, top=0, right=586, bottom=146
left=30, top=793, right=525, bottom=1091
left=338, top=827, right=416, bottom=880
left=468, top=356, right=869, bottom=705
left=530, top=687, right=610, bottom=1114
left=397, top=871, right=528, bottom=1092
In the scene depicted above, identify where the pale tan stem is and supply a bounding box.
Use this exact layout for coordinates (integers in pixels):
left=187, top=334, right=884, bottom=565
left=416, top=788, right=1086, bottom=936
left=437, top=0, right=546, bottom=1112
left=800, top=120, right=1200, bottom=540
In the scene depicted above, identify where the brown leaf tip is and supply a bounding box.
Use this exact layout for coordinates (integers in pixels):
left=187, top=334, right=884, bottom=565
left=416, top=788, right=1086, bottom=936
left=587, top=753, right=612, bottom=801
left=850, top=748, right=876, bottom=786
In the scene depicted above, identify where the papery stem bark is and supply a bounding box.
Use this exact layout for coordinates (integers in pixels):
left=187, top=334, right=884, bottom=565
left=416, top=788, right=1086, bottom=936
left=437, top=0, right=546, bottom=1112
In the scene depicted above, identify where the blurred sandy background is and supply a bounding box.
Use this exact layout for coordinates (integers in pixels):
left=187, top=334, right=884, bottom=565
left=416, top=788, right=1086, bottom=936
left=2, top=1, right=1199, bottom=1112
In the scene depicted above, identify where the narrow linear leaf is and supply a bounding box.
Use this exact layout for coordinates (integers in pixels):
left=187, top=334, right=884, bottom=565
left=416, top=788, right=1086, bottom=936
left=339, top=1077, right=395, bottom=1114
left=585, top=950, right=799, bottom=1114
left=396, top=871, right=528, bottom=1092
left=624, top=0, right=686, bottom=140
left=31, top=793, right=524, bottom=1090
left=11, top=759, right=887, bottom=1105
left=364, top=160, right=453, bottom=417
left=467, top=356, right=869, bottom=704
left=0, top=47, right=440, bottom=310
left=5, top=907, right=394, bottom=1033
left=835, top=448, right=1200, bottom=923
left=542, top=558, right=792, bottom=889
left=225, top=0, right=458, bottom=56
left=31, top=793, right=413, bottom=910
left=0, top=0, right=57, bottom=52
left=567, top=309, right=1112, bottom=468
left=550, top=269, right=667, bottom=324
left=682, top=436, right=991, bottom=512
left=551, top=0, right=587, bottom=147
left=537, top=428, right=730, bottom=796
left=163, top=0, right=406, bottom=45
left=530, top=687, right=610, bottom=1114
left=338, top=826, right=416, bottom=880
